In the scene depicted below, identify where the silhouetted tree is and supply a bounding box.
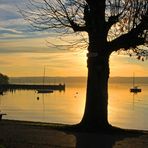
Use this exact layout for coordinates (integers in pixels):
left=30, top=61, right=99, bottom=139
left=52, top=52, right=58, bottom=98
left=0, top=73, right=9, bottom=84
left=21, top=0, right=148, bottom=130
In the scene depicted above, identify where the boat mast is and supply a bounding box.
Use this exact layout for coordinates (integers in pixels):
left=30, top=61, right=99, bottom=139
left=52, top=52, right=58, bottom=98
left=43, top=66, right=45, bottom=87
left=133, top=73, right=135, bottom=87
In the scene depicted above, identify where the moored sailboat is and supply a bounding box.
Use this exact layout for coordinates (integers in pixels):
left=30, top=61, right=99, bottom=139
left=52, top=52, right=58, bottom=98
left=130, top=73, right=141, bottom=93
left=37, top=66, right=53, bottom=93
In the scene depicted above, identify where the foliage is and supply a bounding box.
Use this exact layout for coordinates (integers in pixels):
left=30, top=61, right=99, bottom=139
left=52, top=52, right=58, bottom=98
left=0, top=73, right=9, bottom=84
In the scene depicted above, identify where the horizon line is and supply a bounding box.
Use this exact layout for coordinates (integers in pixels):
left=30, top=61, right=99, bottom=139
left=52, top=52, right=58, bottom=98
left=10, top=76, right=148, bottom=78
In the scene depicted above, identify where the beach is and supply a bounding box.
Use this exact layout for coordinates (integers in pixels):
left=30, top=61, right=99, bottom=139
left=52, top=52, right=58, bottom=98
left=0, top=120, right=148, bottom=148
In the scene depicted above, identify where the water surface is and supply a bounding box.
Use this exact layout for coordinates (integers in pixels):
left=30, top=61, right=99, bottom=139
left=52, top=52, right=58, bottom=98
left=0, top=83, right=148, bottom=130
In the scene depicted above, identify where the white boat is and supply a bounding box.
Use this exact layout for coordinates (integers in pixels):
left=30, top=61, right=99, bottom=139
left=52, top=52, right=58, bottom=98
left=130, top=73, right=141, bottom=93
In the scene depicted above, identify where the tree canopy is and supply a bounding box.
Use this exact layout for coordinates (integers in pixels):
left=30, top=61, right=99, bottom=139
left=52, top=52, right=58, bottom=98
left=0, top=73, right=9, bottom=84
left=21, top=0, right=148, bottom=59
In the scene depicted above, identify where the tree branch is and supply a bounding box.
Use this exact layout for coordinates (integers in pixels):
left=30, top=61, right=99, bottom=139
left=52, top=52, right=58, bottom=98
left=107, top=0, right=128, bottom=29
left=108, top=16, right=148, bottom=52
left=20, top=0, right=87, bottom=32
left=69, top=20, right=87, bottom=32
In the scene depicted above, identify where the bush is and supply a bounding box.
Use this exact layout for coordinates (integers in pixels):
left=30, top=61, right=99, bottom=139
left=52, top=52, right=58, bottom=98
left=0, top=73, right=9, bottom=84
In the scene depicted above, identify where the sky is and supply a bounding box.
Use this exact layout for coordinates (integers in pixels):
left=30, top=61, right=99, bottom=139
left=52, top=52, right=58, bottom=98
left=0, top=0, right=148, bottom=77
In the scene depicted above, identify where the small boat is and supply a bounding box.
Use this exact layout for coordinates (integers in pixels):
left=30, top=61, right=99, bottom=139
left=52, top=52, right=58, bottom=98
left=37, top=89, right=53, bottom=93
left=36, top=66, right=53, bottom=94
left=130, top=73, right=142, bottom=93
left=130, top=86, right=141, bottom=93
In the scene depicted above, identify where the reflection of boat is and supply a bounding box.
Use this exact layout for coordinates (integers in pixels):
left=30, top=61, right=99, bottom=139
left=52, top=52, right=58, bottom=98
left=130, top=73, right=141, bottom=93
left=37, top=66, right=53, bottom=94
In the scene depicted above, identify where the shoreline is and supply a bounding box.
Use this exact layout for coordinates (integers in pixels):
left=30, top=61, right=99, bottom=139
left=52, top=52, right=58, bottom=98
left=0, top=119, right=148, bottom=148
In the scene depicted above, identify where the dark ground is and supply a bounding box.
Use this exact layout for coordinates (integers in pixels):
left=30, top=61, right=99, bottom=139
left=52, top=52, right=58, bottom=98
left=0, top=120, right=148, bottom=148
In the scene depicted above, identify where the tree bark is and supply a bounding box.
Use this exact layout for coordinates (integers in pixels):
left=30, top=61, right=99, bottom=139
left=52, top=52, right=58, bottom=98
left=80, top=53, right=111, bottom=130
left=77, top=1, right=111, bottom=130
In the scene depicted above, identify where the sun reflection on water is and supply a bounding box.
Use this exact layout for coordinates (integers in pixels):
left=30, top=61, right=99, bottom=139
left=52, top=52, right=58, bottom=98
left=0, top=83, right=148, bottom=130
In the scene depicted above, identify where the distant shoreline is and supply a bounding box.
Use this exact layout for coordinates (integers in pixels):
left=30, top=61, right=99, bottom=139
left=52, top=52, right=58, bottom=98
left=9, top=76, right=148, bottom=84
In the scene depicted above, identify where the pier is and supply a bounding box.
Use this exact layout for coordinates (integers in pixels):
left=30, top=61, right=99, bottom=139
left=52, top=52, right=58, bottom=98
left=0, top=83, right=65, bottom=92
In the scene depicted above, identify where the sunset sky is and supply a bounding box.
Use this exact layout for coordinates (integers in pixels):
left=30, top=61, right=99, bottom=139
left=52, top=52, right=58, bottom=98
left=0, top=0, right=148, bottom=77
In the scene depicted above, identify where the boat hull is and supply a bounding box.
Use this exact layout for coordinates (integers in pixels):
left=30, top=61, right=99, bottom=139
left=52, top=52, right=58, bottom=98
left=37, top=89, right=53, bottom=93
left=130, top=88, right=141, bottom=93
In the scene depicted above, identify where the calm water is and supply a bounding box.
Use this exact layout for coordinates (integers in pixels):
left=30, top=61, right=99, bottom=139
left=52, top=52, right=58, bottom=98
left=0, top=83, right=148, bottom=130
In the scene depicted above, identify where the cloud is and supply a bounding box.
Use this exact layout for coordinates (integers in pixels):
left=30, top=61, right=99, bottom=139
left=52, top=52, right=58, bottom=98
left=0, top=3, right=22, bottom=20
left=0, top=47, right=51, bottom=54
left=0, top=1, right=40, bottom=40
left=0, top=60, right=11, bottom=65
left=110, top=53, right=148, bottom=76
left=0, top=27, right=22, bottom=34
left=0, top=5, right=26, bottom=39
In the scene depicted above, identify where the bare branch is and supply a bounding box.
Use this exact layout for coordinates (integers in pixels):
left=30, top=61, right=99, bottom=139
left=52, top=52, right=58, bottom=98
left=20, top=0, right=147, bottom=59
left=108, top=17, right=148, bottom=52
left=20, top=0, right=87, bottom=32
left=106, top=0, right=147, bottom=58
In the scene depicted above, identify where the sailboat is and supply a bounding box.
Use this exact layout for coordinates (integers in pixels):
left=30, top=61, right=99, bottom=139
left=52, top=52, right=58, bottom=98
left=37, top=66, right=53, bottom=93
left=37, top=88, right=53, bottom=93
left=130, top=73, right=141, bottom=93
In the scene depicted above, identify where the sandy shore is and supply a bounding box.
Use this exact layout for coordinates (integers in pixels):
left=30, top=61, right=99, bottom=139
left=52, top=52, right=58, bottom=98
left=0, top=120, right=148, bottom=148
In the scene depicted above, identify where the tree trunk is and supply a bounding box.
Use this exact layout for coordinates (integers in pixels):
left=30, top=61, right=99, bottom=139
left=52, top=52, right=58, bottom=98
left=77, top=2, right=111, bottom=130
left=79, top=53, right=111, bottom=130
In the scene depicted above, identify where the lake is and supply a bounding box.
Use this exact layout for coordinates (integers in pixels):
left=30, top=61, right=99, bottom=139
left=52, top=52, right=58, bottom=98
left=0, top=82, right=148, bottom=130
